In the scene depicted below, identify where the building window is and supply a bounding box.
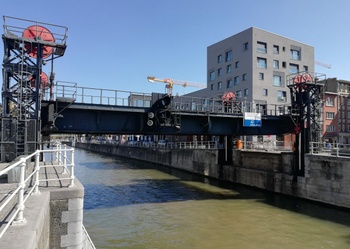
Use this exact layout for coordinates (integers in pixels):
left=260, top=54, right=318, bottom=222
left=234, top=76, right=240, bottom=85
left=273, top=60, right=279, bottom=69
left=257, top=57, right=267, bottom=69
left=273, top=75, right=282, bottom=86
left=262, top=88, right=268, bottom=96
left=326, top=125, right=335, bottom=132
left=304, top=65, right=309, bottom=72
left=257, top=41, right=267, bottom=53
left=259, top=72, right=264, bottom=80
left=278, top=90, right=287, bottom=102
left=243, top=42, right=248, bottom=51
left=217, top=68, right=222, bottom=77
left=290, top=49, right=301, bottom=60
left=273, top=45, right=279, bottom=54
left=226, top=50, right=232, bottom=61
left=244, top=88, right=249, bottom=96
left=289, top=63, right=299, bottom=73
left=227, top=64, right=232, bottom=73
left=236, top=90, right=242, bottom=99
left=326, top=112, right=335, bottom=119
left=217, top=54, right=222, bottom=63
left=282, top=61, right=286, bottom=68
left=326, top=97, right=334, bottom=106
left=227, top=79, right=233, bottom=88
left=209, top=71, right=215, bottom=81
left=242, top=73, right=247, bottom=81
left=217, top=81, right=222, bottom=90
left=235, top=61, right=239, bottom=68
left=210, top=84, right=214, bottom=90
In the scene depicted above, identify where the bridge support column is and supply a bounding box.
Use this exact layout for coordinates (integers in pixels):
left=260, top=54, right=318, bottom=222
left=218, top=135, right=233, bottom=178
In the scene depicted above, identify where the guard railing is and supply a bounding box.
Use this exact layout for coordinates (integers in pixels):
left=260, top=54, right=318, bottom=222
left=310, top=142, right=350, bottom=157
left=242, top=140, right=293, bottom=151
left=89, top=140, right=293, bottom=151
left=0, top=144, right=75, bottom=239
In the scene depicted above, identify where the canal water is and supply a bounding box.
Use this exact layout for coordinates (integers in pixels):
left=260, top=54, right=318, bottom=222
left=75, top=148, right=350, bottom=249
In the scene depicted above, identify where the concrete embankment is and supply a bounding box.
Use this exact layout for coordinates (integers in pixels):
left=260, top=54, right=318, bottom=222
left=1, top=162, right=86, bottom=249
left=75, top=142, right=350, bottom=209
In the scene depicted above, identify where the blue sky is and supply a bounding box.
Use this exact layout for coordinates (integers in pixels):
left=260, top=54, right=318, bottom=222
left=2, top=0, right=350, bottom=95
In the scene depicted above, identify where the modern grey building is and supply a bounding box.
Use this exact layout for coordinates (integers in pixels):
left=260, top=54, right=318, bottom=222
left=189, top=27, right=315, bottom=107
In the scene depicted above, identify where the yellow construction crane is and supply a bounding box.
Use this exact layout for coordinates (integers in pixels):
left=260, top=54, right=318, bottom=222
left=147, top=76, right=206, bottom=95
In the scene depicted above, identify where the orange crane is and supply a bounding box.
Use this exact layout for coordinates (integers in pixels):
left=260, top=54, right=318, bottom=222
left=147, top=76, right=206, bottom=95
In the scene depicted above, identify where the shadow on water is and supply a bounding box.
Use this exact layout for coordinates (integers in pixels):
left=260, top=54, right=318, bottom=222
left=83, top=178, right=238, bottom=210
left=76, top=149, right=350, bottom=228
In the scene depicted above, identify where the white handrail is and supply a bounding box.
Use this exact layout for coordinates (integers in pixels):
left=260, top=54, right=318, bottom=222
left=0, top=144, right=75, bottom=239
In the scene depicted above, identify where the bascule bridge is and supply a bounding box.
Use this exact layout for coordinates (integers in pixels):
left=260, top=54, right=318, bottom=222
left=0, top=16, right=328, bottom=179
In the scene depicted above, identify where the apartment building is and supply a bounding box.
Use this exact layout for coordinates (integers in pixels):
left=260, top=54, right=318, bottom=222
left=338, top=79, right=350, bottom=144
left=323, top=78, right=350, bottom=144
left=190, top=27, right=314, bottom=106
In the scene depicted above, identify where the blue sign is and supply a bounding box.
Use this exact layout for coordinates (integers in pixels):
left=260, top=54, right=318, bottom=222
left=243, top=112, right=262, bottom=127
left=244, top=119, right=262, bottom=127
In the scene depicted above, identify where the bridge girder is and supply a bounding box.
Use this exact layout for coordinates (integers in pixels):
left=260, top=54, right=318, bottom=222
left=41, top=101, right=295, bottom=136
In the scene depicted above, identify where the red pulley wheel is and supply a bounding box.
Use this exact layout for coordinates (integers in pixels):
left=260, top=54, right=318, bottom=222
left=29, top=72, right=49, bottom=89
left=22, top=25, right=55, bottom=58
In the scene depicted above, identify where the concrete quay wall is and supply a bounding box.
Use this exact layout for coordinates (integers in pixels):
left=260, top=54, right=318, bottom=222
left=76, top=142, right=350, bottom=209
left=1, top=164, right=86, bottom=249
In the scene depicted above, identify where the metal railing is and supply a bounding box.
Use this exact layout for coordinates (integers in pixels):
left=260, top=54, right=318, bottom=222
left=82, top=224, right=96, bottom=249
left=92, top=140, right=218, bottom=149
left=171, top=95, right=291, bottom=116
left=310, top=142, right=350, bottom=157
left=46, top=81, right=152, bottom=107
left=48, top=82, right=292, bottom=116
left=3, top=16, right=68, bottom=46
left=0, top=144, right=75, bottom=239
left=89, top=140, right=293, bottom=151
left=241, top=140, right=293, bottom=151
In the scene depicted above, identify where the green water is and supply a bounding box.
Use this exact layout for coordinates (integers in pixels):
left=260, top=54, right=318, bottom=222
left=75, top=149, right=350, bottom=249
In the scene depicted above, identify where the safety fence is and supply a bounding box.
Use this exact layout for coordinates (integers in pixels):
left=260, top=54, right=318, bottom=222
left=0, top=144, right=75, bottom=239
left=241, top=140, right=293, bottom=151
left=309, top=142, right=350, bottom=157
left=90, top=140, right=293, bottom=151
